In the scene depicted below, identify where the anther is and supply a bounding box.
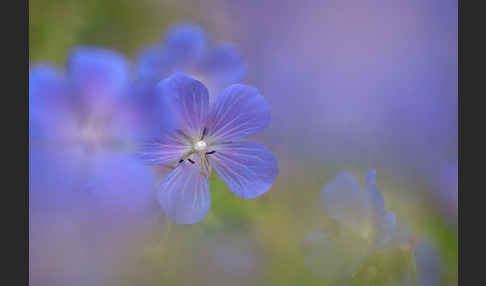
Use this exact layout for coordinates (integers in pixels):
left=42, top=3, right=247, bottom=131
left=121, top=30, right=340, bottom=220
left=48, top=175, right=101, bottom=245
left=179, top=159, right=184, bottom=163
left=201, top=127, right=208, bottom=140
left=187, top=158, right=195, bottom=164
left=205, top=150, right=216, bottom=155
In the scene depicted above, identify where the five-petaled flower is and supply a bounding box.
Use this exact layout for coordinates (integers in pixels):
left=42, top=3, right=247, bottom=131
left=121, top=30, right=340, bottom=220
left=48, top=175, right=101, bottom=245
left=322, top=170, right=396, bottom=244
left=29, top=46, right=140, bottom=150
left=29, top=47, right=157, bottom=246
left=303, top=170, right=399, bottom=278
left=139, top=73, right=278, bottom=224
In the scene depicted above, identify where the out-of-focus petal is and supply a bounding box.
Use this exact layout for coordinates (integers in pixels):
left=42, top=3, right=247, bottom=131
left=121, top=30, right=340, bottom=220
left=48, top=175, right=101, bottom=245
left=365, top=169, right=385, bottom=218
left=29, top=64, right=64, bottom=106
left=377, top=210, right=397, bottom=245
left=29, top=64, right=66, bottom=140
left=67, top=47, right=129, bottom=99
left=156, top=73, right=209, bottom=138
left=158, top=156, right=211, bottom=224
left=85, top=153, right=156, bottom=226
left=30, top=152, right=155, bottom=285
left=29, top=148, right=88, bottom=213
left=321, top=172, right=368, bottom=231
left=134, top=44, right=171, bottom=83
left=199, top=43, right=247, bottom=86
left=164, top=23, right=206, bottom=67
left=415, top=239, right=442, bottom=286
left=209, top=142, right=278, bottom=199
left=206, top=84, right=270, bottom=142
left=138, top=130, right=193, bottom=165
left=121, top=82, right=179, bottom=142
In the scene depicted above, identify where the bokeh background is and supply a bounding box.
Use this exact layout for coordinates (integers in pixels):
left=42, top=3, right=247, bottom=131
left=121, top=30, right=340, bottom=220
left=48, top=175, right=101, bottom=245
left=29, top=0, right=458, bottom=285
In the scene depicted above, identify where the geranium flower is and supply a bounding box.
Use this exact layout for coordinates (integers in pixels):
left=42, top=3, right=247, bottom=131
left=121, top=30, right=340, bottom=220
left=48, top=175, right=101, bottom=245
left=29, top=47, right=156, bottom=230
left=30, top=47, right=137, bottom=149
left=139, top=73, right=278, bottom=224
left=322, top=170, right=396, bottom=244
left=304, top=170, right=398, bottom=279
left=29, top=47, right=158, bottom=284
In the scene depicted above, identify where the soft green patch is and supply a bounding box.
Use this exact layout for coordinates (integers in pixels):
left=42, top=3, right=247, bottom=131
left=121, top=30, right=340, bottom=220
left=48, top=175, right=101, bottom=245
left=351, top=245, right=418, bottom=286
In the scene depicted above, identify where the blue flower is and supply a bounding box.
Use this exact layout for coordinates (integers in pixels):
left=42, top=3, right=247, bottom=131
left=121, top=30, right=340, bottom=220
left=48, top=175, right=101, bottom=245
left=29, top=47, right=159, bottom=284
left=135, top=23, right=246, bottom=95
left=29, top=46, right=156, bottom=149
left=30, top=47, right=125, bottom=146
left=321, top=170, right=396, bottom=245
left=29, top=46, right=155, bottom=217
left=139, top=73, right=278, bottom=224
left=304, top=170, right=398, bottom=279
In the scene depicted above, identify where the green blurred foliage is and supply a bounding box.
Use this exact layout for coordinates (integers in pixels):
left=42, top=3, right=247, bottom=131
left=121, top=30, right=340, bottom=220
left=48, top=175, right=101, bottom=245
left=29, top=0, right=208, bottom=64
left=351, top=245, right=417, bottom=286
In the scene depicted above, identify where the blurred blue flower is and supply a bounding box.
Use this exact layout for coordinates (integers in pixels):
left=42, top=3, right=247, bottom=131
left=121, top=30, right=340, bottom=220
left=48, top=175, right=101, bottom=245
left=304, top=170, right=399, bottom=279
left=29, top=45, right=159, bottom=208
left=139, top=73, right=278, bottom=224
left=135, top=23, right=246, bottom=97
left=29, top=47, right=146, bottom=148
left=29, top=47, right=159, bottom=285
left=322, top=170, right=396, bottom=245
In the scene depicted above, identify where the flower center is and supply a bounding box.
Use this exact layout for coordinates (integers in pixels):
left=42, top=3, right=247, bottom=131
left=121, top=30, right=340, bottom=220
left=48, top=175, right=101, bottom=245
left=194, top=140, right=207, bottom=151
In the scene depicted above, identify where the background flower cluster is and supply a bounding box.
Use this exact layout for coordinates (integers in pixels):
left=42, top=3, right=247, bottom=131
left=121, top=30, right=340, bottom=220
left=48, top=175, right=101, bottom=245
left=30, top=0, right=457, bottom=285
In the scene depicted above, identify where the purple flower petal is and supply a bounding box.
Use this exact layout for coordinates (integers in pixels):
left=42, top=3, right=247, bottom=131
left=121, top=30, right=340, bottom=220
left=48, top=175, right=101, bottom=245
left=416, top=239, right=442, bottom=286
left=321, top=172, right=368, bottom=231
left=123, top=81, right=180, bottom=142
left=29, top=148, right=88, bottom=213
left=198, top=43, right=247, bottom=87
left=67, top=46, right=129, bottom=99
left=377, top=210, right=396, bottom=245
left=158, top=156, right=211, bottom=224
left=164, top=23, right=206, bottom=66
left=134, top=44, right=171, bottom=83
left=209, top=142, right=278, bottom=199
left=156, top=73, right=209, bottom=138
left=29, top=64, right=69, bottom=140
left=138, top=130, right=193, bottom=165
left=29, top=64, right=64, bottom=105
left=84, top=153, right=156, bottom=222
left=206, top=84, right=270, bottom=142
left=365, top=169, right=385, bottom=218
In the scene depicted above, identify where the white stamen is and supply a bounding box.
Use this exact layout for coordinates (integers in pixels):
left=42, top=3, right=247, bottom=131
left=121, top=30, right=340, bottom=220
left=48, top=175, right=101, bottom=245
left=194, top=140, right=207, bottom=151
